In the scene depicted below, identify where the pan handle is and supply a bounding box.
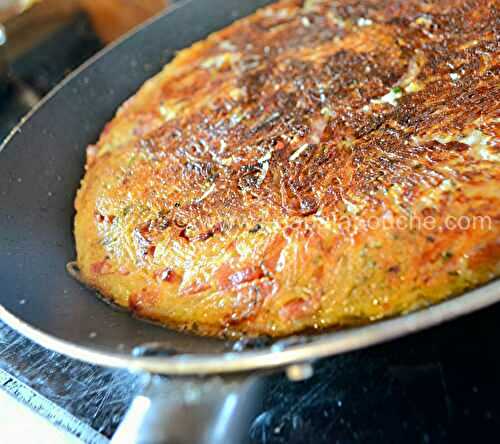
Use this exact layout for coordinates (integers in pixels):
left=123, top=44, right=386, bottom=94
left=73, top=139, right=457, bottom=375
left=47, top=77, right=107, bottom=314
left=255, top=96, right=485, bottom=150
left=111, top=373, right=265, bottom=444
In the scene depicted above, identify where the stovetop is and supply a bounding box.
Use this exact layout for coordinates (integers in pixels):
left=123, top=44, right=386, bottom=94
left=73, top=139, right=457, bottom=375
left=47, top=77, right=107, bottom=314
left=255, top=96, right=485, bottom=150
left=1, top=9, right=499, bottom=444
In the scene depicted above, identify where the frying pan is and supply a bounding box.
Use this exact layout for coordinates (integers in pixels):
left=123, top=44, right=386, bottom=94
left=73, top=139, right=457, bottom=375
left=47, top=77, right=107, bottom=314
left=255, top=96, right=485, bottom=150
left=0, top=0, right=499, bottom=442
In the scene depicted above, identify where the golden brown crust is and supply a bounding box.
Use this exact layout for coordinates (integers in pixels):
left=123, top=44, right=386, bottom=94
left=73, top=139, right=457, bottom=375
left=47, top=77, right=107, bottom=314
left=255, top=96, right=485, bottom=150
left=75, top=0, right=500, bottom=338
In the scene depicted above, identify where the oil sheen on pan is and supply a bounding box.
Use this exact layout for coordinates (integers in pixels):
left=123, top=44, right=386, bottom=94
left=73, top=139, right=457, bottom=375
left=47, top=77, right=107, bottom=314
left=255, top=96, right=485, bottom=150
left=74, top=0, right=500, bottom=338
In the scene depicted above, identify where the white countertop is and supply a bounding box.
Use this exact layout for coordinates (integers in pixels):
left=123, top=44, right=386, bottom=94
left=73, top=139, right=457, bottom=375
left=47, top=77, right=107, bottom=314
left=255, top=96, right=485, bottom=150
left=0, top=388, right=81, bottom=444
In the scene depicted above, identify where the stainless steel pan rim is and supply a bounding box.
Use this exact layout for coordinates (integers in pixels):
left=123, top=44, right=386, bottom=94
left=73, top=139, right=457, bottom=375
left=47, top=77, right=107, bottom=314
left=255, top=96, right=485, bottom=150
left=0, top=279, right=498, bottom=375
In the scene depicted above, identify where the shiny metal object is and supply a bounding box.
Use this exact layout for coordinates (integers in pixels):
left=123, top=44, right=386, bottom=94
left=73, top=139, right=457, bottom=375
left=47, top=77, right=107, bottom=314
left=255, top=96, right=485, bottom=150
left=112, top=375, right=264, bottom=444
left=0, top=25, right=8, bottom=92
left=0, top=25, right=6, bottom=47
left=1, top=279, right=498, bottom=376
left=286, top=363, right=314, bottom=382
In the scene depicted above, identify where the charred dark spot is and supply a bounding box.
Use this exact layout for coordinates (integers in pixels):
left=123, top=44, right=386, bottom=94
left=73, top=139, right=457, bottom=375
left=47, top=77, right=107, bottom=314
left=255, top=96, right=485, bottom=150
left=442, top=251, right=453, bottom=261
left=193, top=231, right=215, bottom=242
left=249, top=224, right=261, bottom=233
